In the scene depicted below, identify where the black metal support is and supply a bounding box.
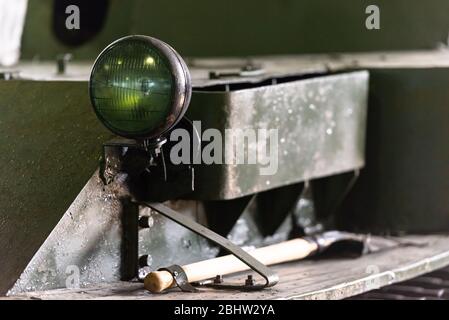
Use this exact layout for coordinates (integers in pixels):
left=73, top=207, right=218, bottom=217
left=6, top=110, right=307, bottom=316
left=138, top=201, right=279, bottom=291
left=121, top=198, right=139, bottom=280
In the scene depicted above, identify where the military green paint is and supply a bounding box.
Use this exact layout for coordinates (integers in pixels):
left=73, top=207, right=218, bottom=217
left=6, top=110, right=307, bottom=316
left=187, top=72, right=368, bottom=200
left=0, top=81, right=112, bottom=294
left=20, top=0, right=449, bottom=59
left=337, top=69, right=449, bottom=233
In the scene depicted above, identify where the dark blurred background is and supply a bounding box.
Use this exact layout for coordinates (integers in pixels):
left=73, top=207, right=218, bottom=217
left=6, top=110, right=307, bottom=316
left=21, top=0, right=449, bottom=59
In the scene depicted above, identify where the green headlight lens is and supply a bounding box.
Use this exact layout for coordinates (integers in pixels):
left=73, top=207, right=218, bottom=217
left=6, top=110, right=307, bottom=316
left=89, top=36, right=189, bottom=138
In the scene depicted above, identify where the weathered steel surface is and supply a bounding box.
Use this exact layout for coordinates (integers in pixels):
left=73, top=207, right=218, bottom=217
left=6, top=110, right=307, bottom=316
left=188, top=71, right=368, bottom=200
left=0, top=81, right=113, bottom=294
left=7, top=171, right=219, bottom=294
left=6, top=235, right=449, bottom=300
left=349, top=266, right=449, bottom=300
left=7, top=171, right=123, bottom=294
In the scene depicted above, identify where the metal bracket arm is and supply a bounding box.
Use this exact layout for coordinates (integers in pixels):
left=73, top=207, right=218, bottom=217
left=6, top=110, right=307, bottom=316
left=137, top=201, right=279, bottom=291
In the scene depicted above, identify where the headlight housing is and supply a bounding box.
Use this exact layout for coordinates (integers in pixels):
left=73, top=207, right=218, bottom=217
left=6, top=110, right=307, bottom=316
left=89, top=35, right=191, bottom=140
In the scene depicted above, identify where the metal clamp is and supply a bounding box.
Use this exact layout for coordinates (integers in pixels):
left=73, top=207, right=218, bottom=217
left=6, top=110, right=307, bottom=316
left=137, top=201, right=279, bottom=291
left=158, top=265, right=198, bottom=293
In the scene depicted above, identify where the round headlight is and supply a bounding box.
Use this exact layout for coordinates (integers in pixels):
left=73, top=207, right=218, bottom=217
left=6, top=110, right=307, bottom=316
left=89, top=35, right=191, bottom=139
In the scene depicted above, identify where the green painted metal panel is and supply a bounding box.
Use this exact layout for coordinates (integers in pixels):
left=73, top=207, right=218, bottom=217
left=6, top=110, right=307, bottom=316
left=337, top=68, right=449, bottom=233
left=0, top=80, right=112, bottom=294
left=20, top=0, right=449, bottom=60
